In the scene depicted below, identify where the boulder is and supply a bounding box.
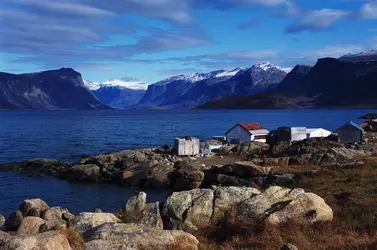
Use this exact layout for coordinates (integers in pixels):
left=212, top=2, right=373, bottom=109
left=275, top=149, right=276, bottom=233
left=65, top=164, right=102, bottom=182
left=163, top=189, right=214, bottom=232
left=173, top=162, right=205, bottom=191
left=118, top=193, right=163, bottom=229
left=162, top=186, right=333, bottom=232
left=27, top=208, right=40, bottom=217
left=19, top=198, right=49, bottom=217
left=85, top=223, right=199, bottom=250
left=212, top=186, right=260, bottom=223
left=236, top=186, right=333, bottom=224
left=0, top=231, right=73, bottom=250
left=69, top=212, right=121, bottom=235
left=41, top=207, right=75, bottom=230
left=16, top=217, right=46, bottom=235
left=5, top=210, right=23, bottom=231
left=0, top=214, right=5, bottom=228
left=123, top=192, right=147, bottom=222
left=141, top=202, right=164, bottom=229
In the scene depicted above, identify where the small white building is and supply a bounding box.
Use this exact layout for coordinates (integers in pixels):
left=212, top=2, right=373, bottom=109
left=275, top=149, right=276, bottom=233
left=306, top=128, right=332, bottom=139
left=337, top=122, right=365, bottom=143
left=226, top=123, right=269, bottom=144
left=174, top=137, right=200, bottom=156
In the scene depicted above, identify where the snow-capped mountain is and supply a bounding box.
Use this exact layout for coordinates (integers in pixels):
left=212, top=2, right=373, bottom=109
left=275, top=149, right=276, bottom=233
left=83, top=79, right=148, bottom=91
left=138, top=62, right=291, bottom=109
left=83, top=78, right=148, bottom=109
left=339, top=49, right=377, bottom=62
left=83, top=80, right=101, bottom=91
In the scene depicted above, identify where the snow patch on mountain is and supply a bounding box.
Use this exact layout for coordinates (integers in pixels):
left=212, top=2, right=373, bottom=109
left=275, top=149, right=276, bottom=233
left=255, top=61, right=292, bottom=73
left=83, top=80, right=101, bottom=91
left=83, top=79, right=148, bottom=91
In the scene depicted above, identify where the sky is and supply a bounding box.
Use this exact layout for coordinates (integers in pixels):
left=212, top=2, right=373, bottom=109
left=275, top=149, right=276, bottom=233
left=1, top=0, right=377, bottom=84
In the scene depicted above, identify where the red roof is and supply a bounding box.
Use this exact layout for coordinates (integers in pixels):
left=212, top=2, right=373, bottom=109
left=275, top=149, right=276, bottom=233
left=226, top=123, right=265, bottom=135
left=239, top=123, right=265, bottom=131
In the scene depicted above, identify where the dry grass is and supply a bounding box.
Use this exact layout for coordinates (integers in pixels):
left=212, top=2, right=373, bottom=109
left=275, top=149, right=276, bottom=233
left=57, top=228, right=85, bottom=250
left=195, top=162, right=377, bottom=250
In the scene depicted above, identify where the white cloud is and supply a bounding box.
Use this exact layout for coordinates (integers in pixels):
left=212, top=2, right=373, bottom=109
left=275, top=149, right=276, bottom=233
left=286, top=9, right=349, bottom=33
left=358, top=2, right=377, bottom=19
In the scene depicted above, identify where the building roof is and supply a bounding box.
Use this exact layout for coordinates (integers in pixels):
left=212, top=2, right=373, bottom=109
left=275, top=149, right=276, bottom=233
left=306, top=128, right=331, bottom=134
left=337, top=121, right=365, bottom=133
left=239, top=123, right=265, bottom=131
left=249, top=129, right=270, bottom=135
left=225, top=123, right=266, bottom=135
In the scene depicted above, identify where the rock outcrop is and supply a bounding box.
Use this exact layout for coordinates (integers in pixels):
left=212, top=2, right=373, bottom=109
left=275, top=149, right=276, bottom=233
left=41, top=207, right=75, bottom=230
left=69, top=212, right=121, bottom=235
left=5, top=199, right=74, bottom=233
left=116, top=192, right=163, bottom=229
left=162, top=186, right=333, bottom=232
left=16, top=217, right=46, bottom=235
left=0, top=230, right=73, bottom=250
left=84, top=223, right=199, bottom=250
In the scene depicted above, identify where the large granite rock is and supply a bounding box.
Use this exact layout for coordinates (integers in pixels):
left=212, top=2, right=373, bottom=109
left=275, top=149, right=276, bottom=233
left=19, top=198, right=49, bottom=217
left=118, top=192, right=163, bottom=229
left=162, top=186, right=333, bottom=232
left=69, top=212, right=121, bottom=235
left=214, top=161, right=273, bottom=177
left=41, top=207, right=75, bottom=230
left=163, top=189, right=214, bottom=232
left=85, top=223, right=199, bottom=250
left=16, top=216, right=46, bottom=235
left=0, top=230, right=73, bottom=250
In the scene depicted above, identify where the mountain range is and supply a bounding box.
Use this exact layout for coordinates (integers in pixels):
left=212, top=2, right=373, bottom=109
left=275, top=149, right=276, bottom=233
left=1, top=48, right=377, bottom=110
left=198, top=57, right=377, bottom=109
left=0, top=68, right=110, bottom=110
left=137, top=62, right=291, bottom=109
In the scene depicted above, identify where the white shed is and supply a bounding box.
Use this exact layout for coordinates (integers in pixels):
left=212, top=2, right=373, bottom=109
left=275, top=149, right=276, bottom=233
left=306, top=128, right=332, bottom=138
left=337, top=122, right=365, bottom=143
left=226, top=123, right=269, bottom=144
left=174, top=137, right=200, bottom=156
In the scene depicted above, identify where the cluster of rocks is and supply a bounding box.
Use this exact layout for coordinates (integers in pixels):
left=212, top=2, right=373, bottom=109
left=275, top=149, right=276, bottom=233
left=0, top=186, right=333, bottom=249
left=251, top=138, right=372, bottom=167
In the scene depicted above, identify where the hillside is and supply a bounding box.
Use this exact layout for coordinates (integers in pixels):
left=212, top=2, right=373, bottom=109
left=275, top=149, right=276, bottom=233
left=0, top=68, right=110, bottom=110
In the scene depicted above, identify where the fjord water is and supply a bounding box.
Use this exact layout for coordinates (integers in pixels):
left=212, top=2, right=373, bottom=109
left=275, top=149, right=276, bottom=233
left=0, top=109, right=374, bottom=216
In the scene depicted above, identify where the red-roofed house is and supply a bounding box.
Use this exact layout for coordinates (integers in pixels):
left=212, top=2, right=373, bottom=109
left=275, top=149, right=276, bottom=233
left=225, top=123, right=269, bottom=144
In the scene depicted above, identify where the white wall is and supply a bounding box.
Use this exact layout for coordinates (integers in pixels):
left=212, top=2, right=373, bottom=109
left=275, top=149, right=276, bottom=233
left=226, top=125, right=251, bottom=144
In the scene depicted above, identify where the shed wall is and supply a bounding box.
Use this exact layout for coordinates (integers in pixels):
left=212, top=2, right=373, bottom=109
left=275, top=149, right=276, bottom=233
left=338, top=126, right=362, bottom=143
left=175, top=138, right=200, bottom=156
left=226, top=125, right=251, bottom=144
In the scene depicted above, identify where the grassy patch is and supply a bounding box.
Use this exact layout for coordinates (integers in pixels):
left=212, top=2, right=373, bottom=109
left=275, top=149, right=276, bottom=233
left=195, top=162, right=377, bottom=249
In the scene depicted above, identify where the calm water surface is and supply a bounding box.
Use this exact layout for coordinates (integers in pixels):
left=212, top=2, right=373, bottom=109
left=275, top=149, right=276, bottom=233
left=0, top=109, right=375, bottom=216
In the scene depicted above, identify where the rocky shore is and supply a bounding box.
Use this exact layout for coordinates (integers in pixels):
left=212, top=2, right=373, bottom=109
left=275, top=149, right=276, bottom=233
left=1, top=133, right=376, bottom=191
left=0, top=185, right=333, bottom=249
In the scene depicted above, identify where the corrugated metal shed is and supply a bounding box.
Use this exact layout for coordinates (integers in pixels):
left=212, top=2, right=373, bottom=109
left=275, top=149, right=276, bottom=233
left=337, top=121, right=365, bottom=143
left=174, top=137, right=200, bottom=156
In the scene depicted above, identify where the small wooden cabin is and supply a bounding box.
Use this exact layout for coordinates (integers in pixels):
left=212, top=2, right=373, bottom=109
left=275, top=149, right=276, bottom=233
left=226, top=123, right=269, bottom=144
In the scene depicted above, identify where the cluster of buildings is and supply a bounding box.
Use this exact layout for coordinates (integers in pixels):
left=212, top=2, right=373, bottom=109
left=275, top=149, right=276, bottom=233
left=174, top=121, right=365, bottom=156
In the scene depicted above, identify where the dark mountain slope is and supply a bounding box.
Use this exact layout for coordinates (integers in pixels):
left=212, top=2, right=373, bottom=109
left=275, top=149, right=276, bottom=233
left=0, top=68, right=110, bottom=110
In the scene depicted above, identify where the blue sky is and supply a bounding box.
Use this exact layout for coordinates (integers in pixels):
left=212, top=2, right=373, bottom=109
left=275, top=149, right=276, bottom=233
left=1, top=0, right=377, bottom=84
